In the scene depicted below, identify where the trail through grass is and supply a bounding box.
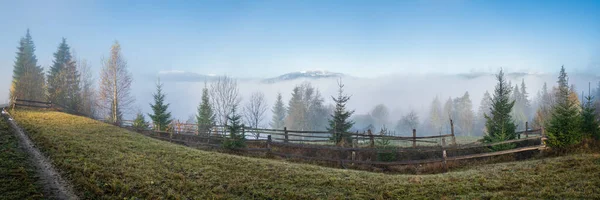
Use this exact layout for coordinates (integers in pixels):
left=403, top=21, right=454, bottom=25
left=0, top=117, right=44, bottom=199
left=11, top=110, right=600, bottom=199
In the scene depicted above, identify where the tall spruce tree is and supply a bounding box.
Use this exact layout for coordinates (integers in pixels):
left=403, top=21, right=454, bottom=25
left=327, top=80, right=355, bottom=145
left=483, top=69, right=517, bottom=150
left=546, top=66, right=582, bottom=148
left=197, top=84, right=215, bottom=135
left=48, top=38, right=72, bottom=104
left=148, top=79, right=172, bottom=131
left=581, top=83, right=599, bottom=139
left=270, top=92, right=286, bottom=129
left=10, top=29, right=45, bottom=102
left=47, top=38, right=82, bottom=112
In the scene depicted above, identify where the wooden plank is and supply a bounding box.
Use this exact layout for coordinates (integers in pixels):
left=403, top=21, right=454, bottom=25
left=15, top=99, right=51, bottom=104
left=14, top=103, right=51, bottom=108
left=447, top=145, right=544, bottom=161
left=446, top=136, right=542, bottom=151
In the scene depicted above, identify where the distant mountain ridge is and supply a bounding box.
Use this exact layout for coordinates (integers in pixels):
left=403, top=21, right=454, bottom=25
left=262, top=70, right=345, bottom=83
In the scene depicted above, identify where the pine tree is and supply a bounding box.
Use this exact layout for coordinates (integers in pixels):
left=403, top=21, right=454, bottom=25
left=327, top=80, right=355, bottom=145
left=533, top=82, right=554, bottom=128
left=132, top=112, right=149, bottom=131
left=285, top=86, right=305, bottom=130
left=148, top=79, right=172, bottom=131
left=453, top=92, right=474, bottom=136
left=581, top=83, right=599, bottom=139
left=10, top=29, right=45, bottom=102
left=308, top=90, right=328, bottom=131
left=511, top=83, right=527, bottom=127
left=46, top=38, right=82, bottom=113
left=48, top=38, right=73, bottom=105
left=197, top=84, right=215, bottom=135
left=476, top=91, right=493, bottom=135
left=270, top=92, right=286, bottom=129
left=520, top=79, right=531, bottom=120
left=483, top=69, right=517, bottom=150
left=546, top=66, right=582, bottom=148
left=223, top=105, right=246, bottom=149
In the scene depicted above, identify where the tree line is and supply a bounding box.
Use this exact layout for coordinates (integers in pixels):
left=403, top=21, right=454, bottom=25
left=10, top=30, right=133, bottom=123
left=10, top=29, right=599, bottom=150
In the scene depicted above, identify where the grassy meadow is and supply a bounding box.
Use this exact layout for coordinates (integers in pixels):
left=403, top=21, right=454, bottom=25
left=8, top=110, right=600, bottom=199
left=0, top=117, right=44, bottom=199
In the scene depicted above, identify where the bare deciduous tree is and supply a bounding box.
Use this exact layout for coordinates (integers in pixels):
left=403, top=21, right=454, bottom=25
left=98, top=41, right=134, bottom=124
left=74, top=52, right=97, bottom=118
left=244, top=91, right=268, bottom=139
left=210, top=76, right=241, bottom=126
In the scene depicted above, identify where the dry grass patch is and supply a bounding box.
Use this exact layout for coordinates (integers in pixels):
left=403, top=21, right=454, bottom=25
left=11, top=110, right=600, bottom=199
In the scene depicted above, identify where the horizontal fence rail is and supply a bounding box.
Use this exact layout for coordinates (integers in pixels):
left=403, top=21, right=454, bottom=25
left=12, top=98, right=547, bottom=172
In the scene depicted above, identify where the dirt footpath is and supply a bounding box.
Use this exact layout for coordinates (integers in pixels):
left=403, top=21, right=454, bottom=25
left=2, top=110, right=78, bottom=200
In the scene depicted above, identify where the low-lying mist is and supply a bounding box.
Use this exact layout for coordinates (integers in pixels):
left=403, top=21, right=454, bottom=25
left=131, top=71, right=599, bottom=133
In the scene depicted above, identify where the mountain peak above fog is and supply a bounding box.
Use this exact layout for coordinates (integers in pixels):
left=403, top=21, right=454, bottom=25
left=262, top=70, right=345, bottom=83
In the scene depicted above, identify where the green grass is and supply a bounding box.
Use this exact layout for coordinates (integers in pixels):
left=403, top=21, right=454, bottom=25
left=0, top=117, right=44, bottom=199
left=11, top=110, right=600, bottom=199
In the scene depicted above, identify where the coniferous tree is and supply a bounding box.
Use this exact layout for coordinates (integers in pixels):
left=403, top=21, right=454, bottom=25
left=581, top=83, right=600, bottom=139
left=270, top=92, right=286, bottom=129
left=533, top=82, right=554, bottom=128
left=453, top=92, right=474, bottom=136
left=10, top=29, right=45, bottom=102
left=520, top=79, right=531, bottom=120
left=132, top=112, right=149, bottom=131
left=308, top=90, right=328, bottom=131
left=483, top=69, right=517, bottom=150
left=546, top=66, right=582, bottom=148
left=285, top=86, right=305, bottom=130
left=47, top=38, right=75, bottom=105
left=511, top=83, right=527, bottom=127
left=197, top=84, right=215, bottom=135
left=148, top=79, right=172, bottom=131
left=476, top=91, right=493, bottom=135
left=223, top=105, right=246, bottom=149
left=327, top=80, right=355, bottom=145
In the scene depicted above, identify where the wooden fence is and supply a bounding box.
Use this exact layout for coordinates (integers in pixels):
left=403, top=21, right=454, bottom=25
left=126, top=123, right=546, bottom=171
left=12, top=98, right=547, bottom=171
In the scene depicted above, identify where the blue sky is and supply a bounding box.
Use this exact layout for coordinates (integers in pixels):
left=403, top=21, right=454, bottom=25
left=1, top=0, right=599, bottom=81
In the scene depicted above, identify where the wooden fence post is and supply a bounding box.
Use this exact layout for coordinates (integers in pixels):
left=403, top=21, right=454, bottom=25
left=412, top=129, right=417, bottom=148
left=368, top=129, right=374, bottom=148
left=450, top=119, right=457, bottom=146
left=525, top=121, right=529, bottom=138
left=266, top=135, right=272, bottom=156
left=242, top=124, right=245, bottom=139
left=442, top=149, right=448, bottom=173
left=284, top=127, right=289, bottom=143
left=351, top=138, right=356, bottom=166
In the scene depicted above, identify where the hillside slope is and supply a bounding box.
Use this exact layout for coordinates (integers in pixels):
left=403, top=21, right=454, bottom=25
left=11, top=110, right=600, bottom=199
left=0, top=117, right=44, bottom=199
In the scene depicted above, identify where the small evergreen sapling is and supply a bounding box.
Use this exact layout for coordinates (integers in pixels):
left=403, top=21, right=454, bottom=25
left=222, top=106, right=246, bottom=149
left=132, top=112, right=149, bottom=131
